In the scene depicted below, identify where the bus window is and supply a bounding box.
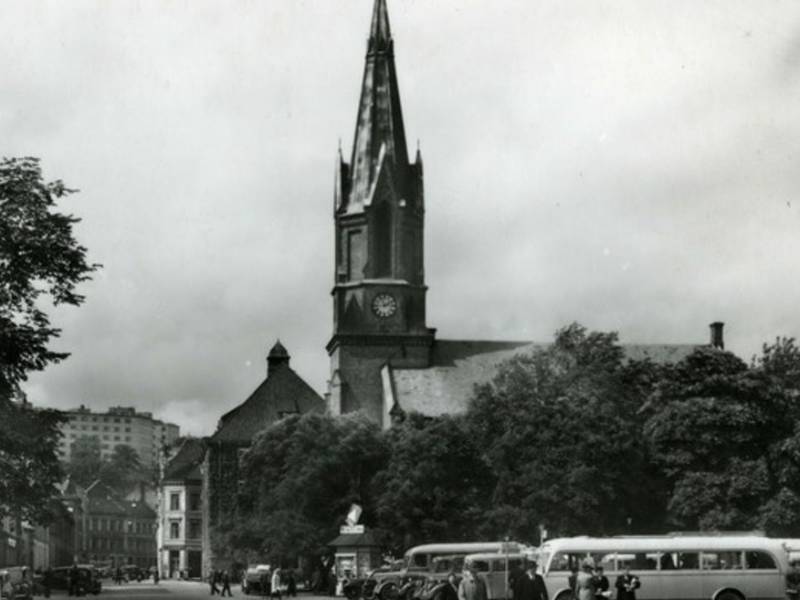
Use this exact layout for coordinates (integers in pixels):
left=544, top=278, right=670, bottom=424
left=470, top=560, right=490, bottom=574
left=549, top=553, right=584, bottom=572
left=496, top=559, right=524, bottom=573
left=589, top=554, right=615, bottom=572
left=616, top=554, right=657, bottom=571
left=676, top=552, right=699, bottom=570
left=411, top=554, right=429, bottom=569
left=745, top=551, right=777, bottom=570
left=701, top=552, right=743, bottom=570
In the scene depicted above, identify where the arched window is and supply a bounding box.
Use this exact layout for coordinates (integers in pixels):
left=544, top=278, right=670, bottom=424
left=374, top=202, right=392, bottom=277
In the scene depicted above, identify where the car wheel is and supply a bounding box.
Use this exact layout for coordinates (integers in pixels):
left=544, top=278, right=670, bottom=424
left=379, top=583, right=399, bottom=600
left=716, top=591, right=744, bottom=600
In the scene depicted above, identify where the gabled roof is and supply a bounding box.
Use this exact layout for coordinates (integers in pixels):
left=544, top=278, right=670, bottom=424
left=162, top=438, right=204, bottom=483
left=211, top=365, right=325, bottom=444
left=388, top=338, right=701, bottom=418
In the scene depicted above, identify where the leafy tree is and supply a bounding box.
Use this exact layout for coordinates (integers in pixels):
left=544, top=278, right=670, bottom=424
left=643, top=346, right=793, bottom=531
left=66, top=436, right=104, bottom=488
left=224, top=413, right=388, bottom=565
left=1, top=157, right=98, bottom=520
left=465, top=323, right=660, bottom=539
left=99, top=444, right=142, bottom=491
left=375, top=413, right=494, bottom=552
left=0, top=398, right=65, bottom=523
left=0, top=157, right=99, bottom=398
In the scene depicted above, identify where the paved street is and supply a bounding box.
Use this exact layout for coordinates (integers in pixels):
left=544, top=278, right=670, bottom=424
left=50, top=580, right=330, bottom=600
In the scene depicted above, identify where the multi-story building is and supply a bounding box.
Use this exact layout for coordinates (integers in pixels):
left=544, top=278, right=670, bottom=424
left=157, top=438, right=204, bottom=578
left=58, top=405, right=179, bottom=466
left=85, top=480, right=157, bottom=569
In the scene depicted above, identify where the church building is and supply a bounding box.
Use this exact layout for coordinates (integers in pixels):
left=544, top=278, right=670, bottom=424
left=327, top=0, right=714, bottom=430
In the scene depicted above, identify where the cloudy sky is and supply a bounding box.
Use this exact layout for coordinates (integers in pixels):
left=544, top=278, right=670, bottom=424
left=5, top=0, right=800, bottom=436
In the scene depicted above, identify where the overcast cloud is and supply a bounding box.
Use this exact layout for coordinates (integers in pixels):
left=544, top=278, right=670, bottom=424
left=5, top=0, right=800, bottom=436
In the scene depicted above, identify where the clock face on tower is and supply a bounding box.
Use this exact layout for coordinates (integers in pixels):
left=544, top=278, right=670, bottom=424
left=371, top=293, right=398, bottom=318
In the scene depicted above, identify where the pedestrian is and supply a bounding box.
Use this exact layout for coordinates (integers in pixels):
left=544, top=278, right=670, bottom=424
left=614, top=568, right=640, bottom=600
left=271, top=567, right=282, bottom=600
left=115, top=566, right=123, bottom=586
left=260, top=570, right=271, bottom=598
left=575, top=561, right=596, bottom=600
left=567, top=566, right=578, bottom=600
left=68, top=563, right=80, bottom=597
left=515, top=560, right=548, bottom=600
left=593, top=567, right=609, bottom=600
left=286, top=570, right=297, bottom=598
left=457, top=564, right=487, bottom=600
left=210, top=568, right=220, bottom=596
left=435, top=573, right=459, bottom=600
left=221, top=570, right=233, bottom=597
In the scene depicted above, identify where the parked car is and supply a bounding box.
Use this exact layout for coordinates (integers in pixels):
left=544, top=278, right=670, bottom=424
left=45, top=565, right=102, bottom=595
left=241, top=564, right=271, bottom=595
left=121, top=565, right=144, bottom=582
left=0, top=566, right=34, bottom=600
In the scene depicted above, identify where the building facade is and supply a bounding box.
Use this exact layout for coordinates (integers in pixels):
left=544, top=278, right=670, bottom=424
left=157, top=438, right=204, bottom=578
left=85, top=481, right=157, bottom=569
left=58, top=406, right=179, bottom=466
left=201, top=342, right=325, bottom=573
left=327, top=0, right=712, bottom=430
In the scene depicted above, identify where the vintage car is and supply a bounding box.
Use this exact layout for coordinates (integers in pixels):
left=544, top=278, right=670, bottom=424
left=121, top=565, right=145, bottom=582
left=0, top=566, right=34, bottom=600
left=45, top=565, right=102, bottom=595
left=241, top=564, right=271, bottom=595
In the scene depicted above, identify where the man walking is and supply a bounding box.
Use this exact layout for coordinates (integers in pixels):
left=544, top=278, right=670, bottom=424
left=458, top=565, right=487, bottom=600
left=514, top=560, right=548, bottom=600
left=209, top=568, right=219, bottom=596
left=220, top=570, right=233, bottom=597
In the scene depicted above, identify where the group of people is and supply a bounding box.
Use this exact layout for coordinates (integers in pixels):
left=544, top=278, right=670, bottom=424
left=209, top=569, right=234, bottom=596
left=570, top=562, right=641, bottom=600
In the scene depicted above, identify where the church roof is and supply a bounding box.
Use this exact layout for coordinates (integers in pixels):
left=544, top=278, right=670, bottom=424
left=162, top=438, right=204, bottom=483
left=212, top=365, right=325, bottom=444
left=389, top=339, right=701, bottom=418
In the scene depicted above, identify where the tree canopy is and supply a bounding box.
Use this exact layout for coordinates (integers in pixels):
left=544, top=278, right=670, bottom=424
left=227, top=412, right=388, bottom=565
left=0, top=157, right=98, bottom=522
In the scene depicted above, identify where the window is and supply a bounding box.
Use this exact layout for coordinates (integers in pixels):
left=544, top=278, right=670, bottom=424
left=189, top=493, right=201, bottom=511
left=702, top=551, right=743, bottom=570
left=189, top=519, right=202, bottom=539
left=170, top=493, right=180, bottom=511
left=549, top=552, right=585, bottom=572
left=169, top=521, right=180, bottom=539
left=745, top=551, right=777, bottom=570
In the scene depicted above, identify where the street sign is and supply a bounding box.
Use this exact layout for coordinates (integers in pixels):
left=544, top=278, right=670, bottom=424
left=340, top=524, right=365, bottom=534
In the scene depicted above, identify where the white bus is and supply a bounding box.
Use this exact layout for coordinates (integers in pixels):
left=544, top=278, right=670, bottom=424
left=536, top=535, right=791, bottom=600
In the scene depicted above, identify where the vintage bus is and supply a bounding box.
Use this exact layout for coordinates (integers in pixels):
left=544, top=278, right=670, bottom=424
left=536, top=535, right=791, bottom=600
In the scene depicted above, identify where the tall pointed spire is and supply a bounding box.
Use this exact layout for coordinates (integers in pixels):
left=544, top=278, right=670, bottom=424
left=344, top=0, right=410, bottom=213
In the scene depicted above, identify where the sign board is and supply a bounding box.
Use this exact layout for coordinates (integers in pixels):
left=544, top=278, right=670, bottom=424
left=340, top=524, right=365, bottom=535
left=346, top=503, right=362, bottom=526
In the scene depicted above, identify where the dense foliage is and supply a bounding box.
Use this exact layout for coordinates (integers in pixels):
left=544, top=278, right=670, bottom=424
left=0, top=157, right=98, bottom=522
left=226, top=325, right=800, bottom=565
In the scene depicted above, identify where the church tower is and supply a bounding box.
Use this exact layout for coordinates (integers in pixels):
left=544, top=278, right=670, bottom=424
left=327, top=0, right=434, bottom=426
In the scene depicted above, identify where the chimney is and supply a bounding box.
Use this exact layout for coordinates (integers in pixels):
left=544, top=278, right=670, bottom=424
left=709, top=321, right=724, bottom=349
left=267, top=340, right=290, bottom=376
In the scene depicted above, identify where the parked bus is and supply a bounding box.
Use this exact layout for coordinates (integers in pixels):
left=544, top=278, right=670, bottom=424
left=536, top=535, right=790, bottom=600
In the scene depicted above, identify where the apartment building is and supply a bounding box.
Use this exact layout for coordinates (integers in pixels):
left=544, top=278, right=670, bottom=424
left=157, top=438, right=204, bottom=578
left=58, top=406, right=179, bottom=466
